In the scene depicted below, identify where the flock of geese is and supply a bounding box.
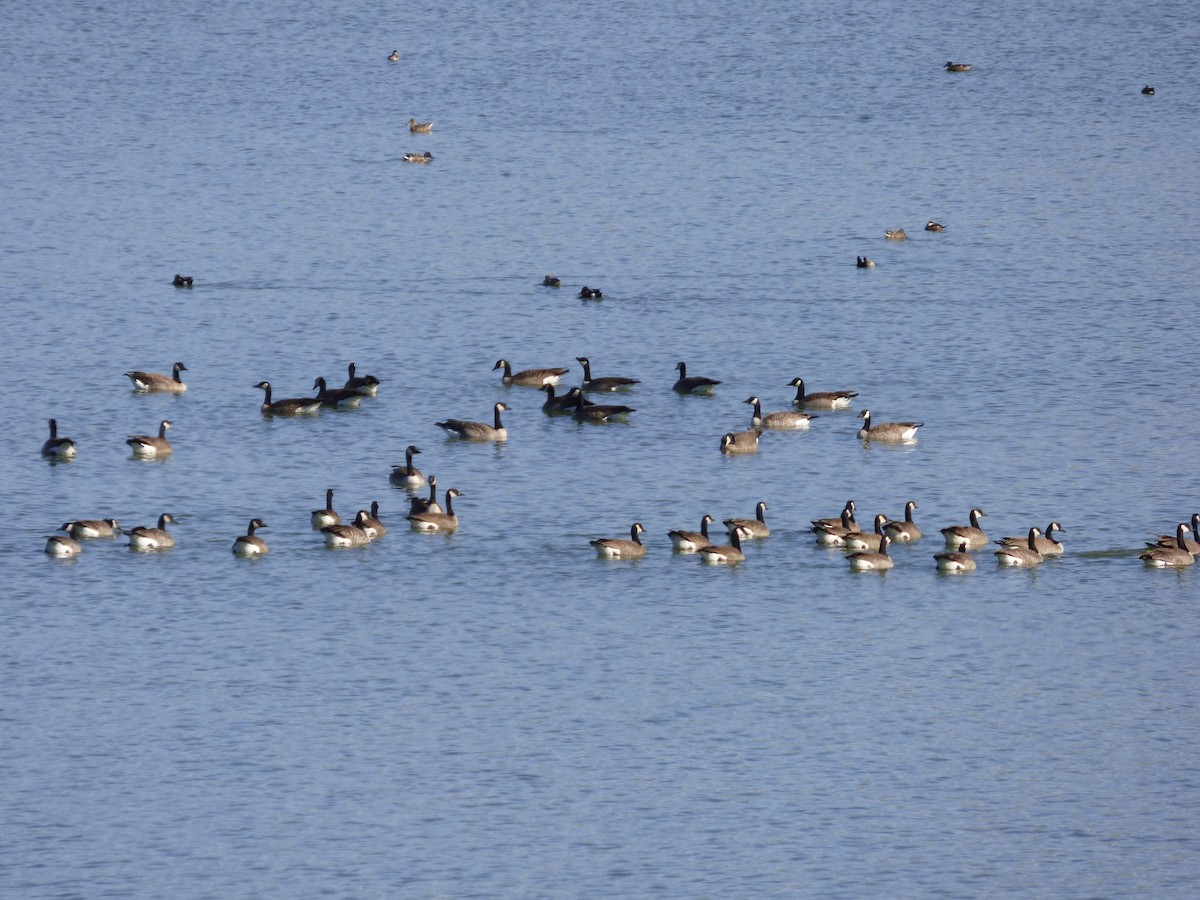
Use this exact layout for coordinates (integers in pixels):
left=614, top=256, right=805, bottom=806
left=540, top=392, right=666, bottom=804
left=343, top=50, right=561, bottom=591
left=39, top=348, right=1198, bottom=571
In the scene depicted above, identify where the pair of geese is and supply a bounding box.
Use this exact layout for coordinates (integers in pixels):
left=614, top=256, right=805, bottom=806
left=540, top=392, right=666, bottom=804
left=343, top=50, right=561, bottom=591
left=256, top=363, right=380, bottom=415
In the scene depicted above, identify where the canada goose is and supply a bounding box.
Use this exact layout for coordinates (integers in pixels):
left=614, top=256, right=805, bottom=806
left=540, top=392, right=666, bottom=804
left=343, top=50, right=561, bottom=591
left=311, top=489, right=340, bottom=529
left=787, top=377, right=858, bottom=410
left=814, top=508, right=859, bottom=547
left=857, top=409, right=923, bottom=443
left=344, top=362, right=380, bottom=396
left=402, top=151, right=434, bottom=163
left=578, top=286, right=603, bottom=299
left=576, top=357, right=638, bottom=392
left=944, top=61, right=971, bottom=72
left=125, top=361, right=187, bottom=393
left=883, top=501, right=923, bottom=542
left=941, top=507, right=987, bottom=549
left=673, top=360, right=721, bottom=394
left=232, top=518, right=269, bottom=557
left=389, top=445, right=426, bottom=487
left=409, top=488, right=461, bottom=532
left=542, top=275, right=561, bottom=287
left=1148, top=513, right=1200, bottom=554
left=493, top=358, right=569, bottom=387
left=42, top=418, right=77, bottom=460
left=540, top=384, right=589, bottom=414
left=407, top=118, right=433, bottom=132
left=45, top=528, right=82, bottom=558
left=128, top=513, right=176, bottom=551
left=61, top=518, right=119, bottom=539
left=812, top=500, right=858, bottom=532
left=934, top=542, right=977, bottom=573
left=572, top=391, right=634, bottom=423
left=845, top=514, right=890, bottom=552
left=590, top=522, right=647, bottom=559
left=362, top=501, right=387, bottom=539
left=256, top=381, right=323, bottom=416
left=323, top=510, right=373, bottom=547
left=1141, top=85, right=1155, bottom=96
left=994, top=528, right=1045, bottom=567
left=744, top=395, right=817, bottom=429
left=720, top=430, right=761, bottom=454
left=925, top=221, right=946, bottom=232
left=856, top=256, right=875, bottom=268
left=884, top=229, right=908, bottom=240
left=1140, top=524, right=1196, bottom=567
left=848, top=535, right=894, bottom=571
left=388, top=49, right=400, bottom=62
left=313, top=376, right=366, bottom=409
left=699, top=525, right=751, bottom=565
left=172, top=274, right=194, bottom=287
left=408, top=474, right=444, bottom=516
left=723, top=501, right=770, bottom=539
left=126, top=420, right=173, bottom=458
left=668, top=514, right=715, bottom=553
left=1001, top=522, right=1065, bottom=556
left=437, top=402, right=510, bottom=441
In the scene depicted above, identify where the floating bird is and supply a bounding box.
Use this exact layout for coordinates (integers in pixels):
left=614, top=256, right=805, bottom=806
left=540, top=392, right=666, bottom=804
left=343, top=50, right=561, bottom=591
left=856, top=256, right=875, bottom=268
left=673, top=360, right=721, bottom=394
left=812, top=500, right=858, bottom=533
left=407, top=474, right=443, bottom=516
left=362, top=501, right=387, bottom=540
left=845, top=514, right=890, bottom=552
left=883, top=501, right=923, bottom=542
left=699, top=525, right=751, bottom=565
left=403, top=151, right=434, bottom=163
left=312, top=376, right=367, bottom=409
left=576, top=357, right=638, bottom=393
left=994, top=527, right=1045, bottom=567
left=572, top=392, right=634, bottom=423
left=61, top=518, right=119, bottom=539
left=720, top=429, right=761, bottom=454
left=857, top=409, right=923, bottom=443
left=884, top=229, right=908, bottom=240
left=848, top=535, right=894, bottom=571
left=256, top=381, right=322, bottom=416
left=540, top=384, right=589, bottom=414
left=344, top=362, right=380, bottom=396
left=125, top=361, right=187, bottom=393
left=788, top=377, right=858, bottom=410
left=388, top=49, right=400, bottom=62
left=814, top=508, right=860, bottom=547
left=744, top=395, right=817, bottom=429
left=934, top=541, right=977, bottom=573
left=1141, top=85, right=1155, bottom=95
left=578, top=286, right=603, bottom=299
left=1139, top=524, right=1196, bottom=567
left=389, top=445, right=425, bottom=487
left=925, top=221, right=946, bottom=232
left=590, top=522, right=647, bottom=559
left=126, top=419, right=172, bottom=458
left=128, top=513, right=176, bottom=551
left=542, top=275, right=562, bottom=287
left=407, top=118, right=433, bottom=132
left=323, top=510, right=373, bottom=547
left=42, top=418, right=77, bottom=460
left=494, top=358, right=569, bottom=387
left=944, top=61, right=971, bottom=72
left=1147, top=513, right=1200, bottom=554
left=1000, top=521, right=1065, bottom=556
left=437, top=402, right=510, bottom=441
left=724, top=501, right=770, bottom=539
left=45, top=528, right=82, bottom=558
left=172, top=274, right=194, bottom=287
left=232, top=518, right=269, bottom=557
left=941, top=507, right=988, bottom=550
left=311, top=489, right=340, bottom=529
left=408, top=488, right=461, bottom=533
left=668, top=514, right=715, bottom=553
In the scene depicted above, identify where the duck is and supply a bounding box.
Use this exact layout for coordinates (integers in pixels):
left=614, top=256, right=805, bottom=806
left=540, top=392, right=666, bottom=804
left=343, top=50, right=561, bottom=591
left=590, top=522, right=647, bottom=559
left=814, top=508, right=860, bottom=547
left=668, top=515, right=715, bottom=553
left=125, top=361, right=187, bottom=393
left=128, top=513, right=176, bottom=551
left=934, top=541, right=977, bottom=573
left=848, top=535, right=894, bottom=571
left=389, top=445, right=426, bottom=487
left=787, top=377, right=858, bottom=410
left=61, top=518, right=120, bottom=539
left=812, top=500, right=858, bottom=532
left=323, top=511, right=373, bottom=547
left=311, top=489, right=340, bottom=529
left=387, top=49, right=400, bottom=62
left=856, top=256, right=875, bottom=268
left=844, top=514, right=890, bottom=552
left=884, top=229, right=908, bottom=240
left=944, top=61, right=971, bottom=72
left=1142, top=85, right=1155, bottom=96
left=575, top=357, right=639, bottom=393
left=42, top=418, right=77, bottom=460
left=407, top=118, right=433, bottom=132
left=925, top=221, right=946, bottom=232
left=255, top=381, right=323, bottom=416
left=578, top=286, right=603, bottom=299
left=172, top=274, right=194, bottom=287
left=994, top=528, right=1044, bottom=567
left=344, top=362, right=380, bottom=396
left=126, top=420, right=173, bottom=458
left=494, top=358, right=569, bottom=387
left=1000, top=522, right=1065, bottom=556
left=883, top=501, right=923, bottom=542
left=312, top=376, right=367, bottom=409
left=699, top=525, right=751, bottom=565
left=723, top=501, right=770, bottom=539
left=362, top=501, right=387, bottom=539
left=540, top=384, right=589, bottom=414
left=719, top=430, right=761, bottom=454
left=408, top=488, right=462, bottom=533
left=232, top=518, right=268, bottom=557
left=857, top=409, right=923, bottom=443
left=437, top=402, right=510, bottom=441
left=542, top=275, right=562, bottom=287
left=1147, top=513, right=1200, bottom=554
left=940, top=507, right=987, bottom=550
left=744, top=395, right=817, bottom=429
left=45, top=528, right=83, bottom=558
left=1140, top=524, right=1196, bottom=567
left=402, top=151, right=434, bottom=163
left=572, top=391, right=634, bottom=423
left=673, top=360, right=721, bottom=394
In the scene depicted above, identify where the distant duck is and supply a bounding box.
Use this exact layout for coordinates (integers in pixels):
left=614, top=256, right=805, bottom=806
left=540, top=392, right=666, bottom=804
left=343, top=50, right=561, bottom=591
left=578, top=286, right=603, bottom=299
left=944, top=61, right=971, bottom=72
left=925, top=221, right=946, bottom=232
left=994, top=528, right=1045, bottom=567
left=362, top=501, right=387, bottom=540
left=256, top=380, right=323, bottom=416
left=1141, top=85, right=1155, bottom=95
left=407, top=118, right=433, bottom=132
left=542, top=275, right=562, bottom=287
left=407, top=474, right=444, bottom=516
left=1140, top=524, right=1196, bottom=567
left=1000, top=521, right=1065, bottom=556
left=402, top=151, right=434, bottom=163
left=941, top=507, right=988, bottom=550
left=883, top=501, right=923, bottom=542
left=494, top=358, right=569, bottom=387
left=388, top=49, right=400, bottom=62
left=311, top=489, right=340, bottom=529
left=389, top=445, right=425, bottom=487
left=323, top=511, right=373, bottom=548
left=172, top=274, right=194, bottom=287
left=723, top=501, right=770, bottom=539
left=125, top=361, right=187, bottom=393
left=788, top=377, right=858, bottom=410
left=42, top=418, right=77, bottom=460
left=232, top=518, right=269, bottom=557
left=884, top=229, right=908, bottom=240
left=699, top=525, right=751, bottom=565
left=590, top=522, right=647, bottom=559
left=744, top=395, right=817, bottom=429
left=128, top=513, right=176, bottom=551
left=673, top=360, right=721, bottom=394
left=540, top=384, right=589, bottom=414
left=719, top=429, right=761, bottom=454
left=857, top=409, right=923, bottom=443
left=1148, top=513, right=1200, bottom=554
left=45, top=528, right=82, bottom=558
left=344, top=362, right=380, bottom=396
left=856, top=256, right=875, bottom=268
left=848, top=535, right=894, bottom=571
left=312, top=376, right=367, bottom=409
left=571, top=391, right=634, bottom=423
left=668, top=514, right=715, bottom=553
left=844, top=514, right=890, bottom=553
left=576, top=357, right=639, bottom=393
left=437, top=402, right=510, bottom=441
left=126, top=419, right=172, bottom=458
left=61, top=518, right=119, bottom=539
left=934, top=541, right=977, bottom=573
left=408, top=487, right=461, bottom=533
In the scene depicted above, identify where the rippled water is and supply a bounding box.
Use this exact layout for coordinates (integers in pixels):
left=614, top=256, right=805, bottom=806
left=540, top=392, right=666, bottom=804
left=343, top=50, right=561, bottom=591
left=3, top=1, right=1199, bottom=896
